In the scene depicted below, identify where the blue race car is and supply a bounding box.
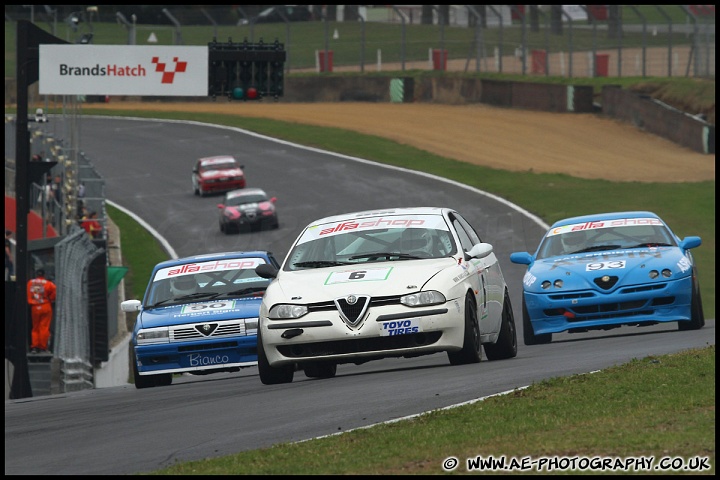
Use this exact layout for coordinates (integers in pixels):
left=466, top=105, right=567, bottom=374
left=510, top=211, right=704, bottom=345
left=121, top=250, right=281, bottom=388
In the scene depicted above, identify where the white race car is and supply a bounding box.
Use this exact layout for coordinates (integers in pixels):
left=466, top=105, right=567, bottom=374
left=255, top=207, right=518, bottom=384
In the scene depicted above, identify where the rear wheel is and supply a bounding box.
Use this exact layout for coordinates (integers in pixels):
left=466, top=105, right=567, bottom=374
left=484, top=290, right=518, bottom=360
left=303, top=362, right=337, bottom=379
left=258, top=329, right=294, bottom=385
left=522, top=298, right=552, bottom=345
left=133, top=359, right=172, bottom=389
left=448, top=294, right=482, bottom=365
left=679, top=276, right=705, bottom=331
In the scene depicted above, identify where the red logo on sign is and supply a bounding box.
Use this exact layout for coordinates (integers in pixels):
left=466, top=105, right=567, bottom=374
left=151, top=57, right=188, bottom=84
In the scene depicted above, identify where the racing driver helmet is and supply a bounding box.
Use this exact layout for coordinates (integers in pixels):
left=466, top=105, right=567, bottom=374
left=561, top=230, right=587, bottom=253
left=170, top=275, right=198, bottom=297
left=401, top=228, right=436, bottom=256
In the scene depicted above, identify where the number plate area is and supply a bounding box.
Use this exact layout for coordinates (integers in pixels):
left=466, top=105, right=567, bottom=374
left=379, top=318, right=422, bottom=336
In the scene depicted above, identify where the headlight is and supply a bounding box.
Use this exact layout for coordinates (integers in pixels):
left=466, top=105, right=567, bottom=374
left=268, top=304, right=308, bottom=319
left=136, top=327, right=169, bottom=345
left=244, top=317, right=258, bottom=331
left=401, top=290, right=445, bottom=307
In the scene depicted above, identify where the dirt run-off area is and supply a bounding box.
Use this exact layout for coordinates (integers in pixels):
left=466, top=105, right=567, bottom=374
left=85, top=101, right=714, bottom=183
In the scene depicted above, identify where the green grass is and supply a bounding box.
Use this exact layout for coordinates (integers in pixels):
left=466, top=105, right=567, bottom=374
left=149, top=346, right=716, bottom=475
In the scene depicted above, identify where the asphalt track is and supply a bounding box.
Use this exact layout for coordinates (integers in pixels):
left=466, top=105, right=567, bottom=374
left=4, top=117, right=715, bottom=475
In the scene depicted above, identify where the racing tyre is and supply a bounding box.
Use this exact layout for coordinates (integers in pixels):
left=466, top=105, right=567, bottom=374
left=484, top=289, right=518, bottom=360
left=522, top=298, right=552, bottom=345
left=258, top=330, right=294, bottom=385
left=133, top=360, right=172, bottom=389
left=448, top=293, right=482, bottom=365
left=303, top=362, right=337, bottom=379
left=678, top=276, right=705, bottom=331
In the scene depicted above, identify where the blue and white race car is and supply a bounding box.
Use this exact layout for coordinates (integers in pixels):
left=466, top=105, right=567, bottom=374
left=121, top=250, right=281, bottom=388
left=510, top=211, right=704, bottom=345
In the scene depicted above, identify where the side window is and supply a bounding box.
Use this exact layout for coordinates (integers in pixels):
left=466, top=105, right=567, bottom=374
left=454, top=214, right=483, bottom=244
left=450, top=217, right=475, bottom=253
left=450, top=213, right=483, bottom=253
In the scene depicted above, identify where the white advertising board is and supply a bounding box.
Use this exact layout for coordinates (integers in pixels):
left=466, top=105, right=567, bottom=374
left=39, top=45, right=208, bottom=96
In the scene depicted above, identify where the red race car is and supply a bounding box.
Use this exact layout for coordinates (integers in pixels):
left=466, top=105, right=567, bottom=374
left=218, top=188, right=279, bottom=233
left=192, top=155, right=246, bottom=196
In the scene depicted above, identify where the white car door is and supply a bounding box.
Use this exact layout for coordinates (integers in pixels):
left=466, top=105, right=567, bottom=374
left=451, top=213, right=502, bottom=335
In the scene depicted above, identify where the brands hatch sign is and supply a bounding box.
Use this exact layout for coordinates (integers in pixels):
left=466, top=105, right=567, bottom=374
left=39, top=45, right=208, bottom=96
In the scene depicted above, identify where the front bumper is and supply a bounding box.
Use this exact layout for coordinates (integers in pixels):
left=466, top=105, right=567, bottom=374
left=261, top=300, right=466, bottom=367
left=524, top=276, right=694, bottom=334
left=134, top=335, right=257, bottom=375
left=201, top=179, right=245, bottom=193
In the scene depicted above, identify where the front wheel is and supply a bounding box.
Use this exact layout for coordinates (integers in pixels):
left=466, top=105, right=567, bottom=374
left=484, top=289, right=518, bottom=360
left=522, top=298, right=552, bottom=345
left=678, top=276, right=705, bottom=331
left=258, top=329, right=294, bottom=385
left=447, top=294, right=482, bottom=365
left=133, top=359, right=172, bottom=389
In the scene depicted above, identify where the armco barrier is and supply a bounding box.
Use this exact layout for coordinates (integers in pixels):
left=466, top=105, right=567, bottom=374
left=602, top=86, right=714, bottom=155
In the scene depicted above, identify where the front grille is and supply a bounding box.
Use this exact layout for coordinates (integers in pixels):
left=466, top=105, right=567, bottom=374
left=566, top=310, right=654, bottom=322
left=178, top=341, right=237, bottom=352
left=276, top=331, right=442, bottom=358
left=571, top=299, right=647, bottom=315
left=170, top=318, right=255, bottom=342
left=306, top=295, right=404, bottom=327
left=548, top=292, right=595, bottom=301
left=593, top=275, right=619, bottom=290
left=620, top=283, right=666, bottom=294
left=334, top=296, right=370, bottom=326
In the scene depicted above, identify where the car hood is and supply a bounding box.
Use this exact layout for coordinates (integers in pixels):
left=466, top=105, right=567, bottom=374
left=271, top=258, right=457, bottom=301
left=137, top=296, right=262, bottom=329
left=524, top=247, right=693, bottom=293
left=200, top=168, right=243, bottom=180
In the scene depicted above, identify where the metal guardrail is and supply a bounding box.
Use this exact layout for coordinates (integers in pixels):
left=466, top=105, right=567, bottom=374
left=5, top=111, right=125, bottom=395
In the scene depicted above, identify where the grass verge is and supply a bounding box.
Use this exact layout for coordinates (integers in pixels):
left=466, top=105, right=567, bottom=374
left=150, top=346, right=715, bottom=475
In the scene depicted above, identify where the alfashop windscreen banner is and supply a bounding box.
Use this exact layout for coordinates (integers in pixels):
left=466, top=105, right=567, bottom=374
left=39, top=45, right=208, bottom=96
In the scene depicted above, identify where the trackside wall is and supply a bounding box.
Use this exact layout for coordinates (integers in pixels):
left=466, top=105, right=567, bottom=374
left=601, top=86, right=715, bottom=155
left=5, top=77, right=712, bottom=154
